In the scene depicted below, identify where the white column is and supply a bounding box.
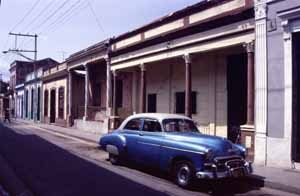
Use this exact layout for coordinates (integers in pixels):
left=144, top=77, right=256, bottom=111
left=282, top=20, right=293, bottom=166
left=282, top=20, right=293, bottom=139
left=84, top=64, right=89, bottom=121
left=254, top=0, right=268, bottom=165
left=132, top=69, right=137, bottom=114
left=105, top=56, right=112, bottom=116
left=68, top=70, right=73, bottom=126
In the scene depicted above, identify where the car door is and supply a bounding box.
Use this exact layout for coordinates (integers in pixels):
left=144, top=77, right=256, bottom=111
left=122, top=118, right=142, bottom=161
left=136, top=118, right=163, bottom=167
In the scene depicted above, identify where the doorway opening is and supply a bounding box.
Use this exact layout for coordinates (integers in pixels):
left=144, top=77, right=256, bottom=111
left=37, top=87, right=41, bottom=121
left=292, top=32, right=300, bottom=162
left=227, top=53, right=247, bottom=143
left=31, top=88, right=34, bottom=120
left=50, top=89, right=56, bottom=123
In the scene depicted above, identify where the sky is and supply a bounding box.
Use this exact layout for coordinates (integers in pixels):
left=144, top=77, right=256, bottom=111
left=0, top=0, right=200, bottom=81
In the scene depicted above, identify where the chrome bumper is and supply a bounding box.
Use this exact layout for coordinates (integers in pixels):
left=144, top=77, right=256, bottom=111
left=196, top=161, right=253, bottom=179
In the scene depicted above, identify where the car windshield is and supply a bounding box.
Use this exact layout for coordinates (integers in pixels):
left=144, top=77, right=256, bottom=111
left=163, top=119, right=199, bottom=133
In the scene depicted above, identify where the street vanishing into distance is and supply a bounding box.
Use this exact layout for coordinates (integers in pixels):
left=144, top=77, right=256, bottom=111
left=0, top=122, right=298, bottom=196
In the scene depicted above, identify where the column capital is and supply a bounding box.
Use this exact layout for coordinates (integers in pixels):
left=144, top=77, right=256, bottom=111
left=183, top=53, right=191, bottom=64
left=140, top=63, right=146, bottom=71
left=281, top=20, right=292, bottom=41
left=112, top=69, right=118, bottom=77
left=104, top=55, right=110, bottom=63
left=243, top=41, right=255, bottom=53
left=254, top=0, right=267, bottom=20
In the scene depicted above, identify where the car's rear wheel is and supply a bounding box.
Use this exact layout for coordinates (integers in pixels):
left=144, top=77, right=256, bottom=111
left=173, top=161, right=194, bottom=188
left=109, top=153, right=120, bottom=165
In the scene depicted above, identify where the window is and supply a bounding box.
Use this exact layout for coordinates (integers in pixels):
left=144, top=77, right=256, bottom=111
left=58, top=87, right=64, bottom=119
left=116, top=80, right=123, bottom=108
left=147, top=94, right=157, bottom=113
left=25, top=90, right=28, bottom=118
left=124, top=118, right=141, bottom=131
left=37, top=87, right=40, bottom=121
left=31, top=88, right=34, bottom=119
left=44, top=90, right=49, bottom=116
left=142, top=118, right=161, bottom=132
left=163, top=119, right=199, bottom=133
left=175, top=91, right=197, bottom=114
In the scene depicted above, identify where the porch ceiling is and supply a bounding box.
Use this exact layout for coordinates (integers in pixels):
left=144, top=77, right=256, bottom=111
left=111, top=31, right=254, bottom=71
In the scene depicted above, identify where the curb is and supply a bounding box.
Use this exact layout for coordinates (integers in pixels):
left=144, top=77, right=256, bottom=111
left=11, top=120, right=99, bottom=144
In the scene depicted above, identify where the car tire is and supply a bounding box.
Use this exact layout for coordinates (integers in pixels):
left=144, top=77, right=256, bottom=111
left=173, top=161, right=194, bottom=188
left=109, top=153, right=120, bottom=165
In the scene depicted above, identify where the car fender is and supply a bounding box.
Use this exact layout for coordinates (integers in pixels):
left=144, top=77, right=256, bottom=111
left=159, top=142, right=208, bottom=172
left=99, top=133, right=127, bottom=155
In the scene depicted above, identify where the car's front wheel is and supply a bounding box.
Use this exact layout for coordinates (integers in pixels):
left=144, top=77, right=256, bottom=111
left=108, top=153, right=120, bottom=165
left=173, top=161, right=194, bottom=188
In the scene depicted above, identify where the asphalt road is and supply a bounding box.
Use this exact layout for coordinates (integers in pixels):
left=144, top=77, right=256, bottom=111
left=0, top=122, right=298, bottom=196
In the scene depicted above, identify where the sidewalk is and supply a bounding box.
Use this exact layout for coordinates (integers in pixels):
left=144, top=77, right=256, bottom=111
left=5, top=119, right=300, bottom=195
left=251, top=164, right=300, bottom=195
left=13, top=119, right=102, bottom=143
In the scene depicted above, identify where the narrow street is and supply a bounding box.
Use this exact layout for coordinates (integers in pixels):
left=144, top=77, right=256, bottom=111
left=0, top=122, right=298, bottom=196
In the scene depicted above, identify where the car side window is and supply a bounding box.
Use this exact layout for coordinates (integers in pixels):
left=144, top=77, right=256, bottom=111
left=124, top=118, right=141, bottom=131
left=142, top=118, right=162, bottom=132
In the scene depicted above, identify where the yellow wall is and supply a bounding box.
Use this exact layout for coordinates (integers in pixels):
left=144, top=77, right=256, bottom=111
left=43, top=78, right=67, bottom=120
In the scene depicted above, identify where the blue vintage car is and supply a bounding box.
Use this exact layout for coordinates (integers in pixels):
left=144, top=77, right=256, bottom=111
left=99, top=113, right=252, bottom=188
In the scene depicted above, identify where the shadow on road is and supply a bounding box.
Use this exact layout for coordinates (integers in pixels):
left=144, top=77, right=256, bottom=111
left=0, top=124, right=168, bottom=196
left=116, top=153, right=266, bottom=196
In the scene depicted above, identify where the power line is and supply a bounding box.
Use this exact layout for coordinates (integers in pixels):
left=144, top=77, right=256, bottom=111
left=19, top=0, right=72, bottom=50
left=19, top=0, right=64, bottom=49
left=21, top=1, right=88, bottom=49
left=38, top=1, right=88, bottom=36
left=10, top=0, right=41, bottom=32
left=22, top=0, right=57, bottom=34
left=87, top=0, right=106, bottom=35
left=39, top=0, right=82, bottom=35
left=47, top=2, right=89, bottom=35
left=31, top=0, right=72, bottom=33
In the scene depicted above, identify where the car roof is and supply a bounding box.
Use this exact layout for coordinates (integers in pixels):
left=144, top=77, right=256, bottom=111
left=118, top=113, right=193, bottom=130
left=126, top=113, right=191, bottom=121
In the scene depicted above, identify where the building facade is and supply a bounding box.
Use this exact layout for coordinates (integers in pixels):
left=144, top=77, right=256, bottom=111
left=42, top=62, right=68, bottom=126
left=9, top=60, right=33, bottom=117
left=13, top=58, right=59, bottom=121
left=0, top=80, right=9, bottom=120
left=14, top=83, right=24, bottom=119
left=109, top=0, right=255, bottom=159
left=24, top=68, right=43, bottom=121
left=8, top=0, right=300, bottom=169
left=254, top=0, right=300, bottom=168
left=66, top=40, right=111, bottom=134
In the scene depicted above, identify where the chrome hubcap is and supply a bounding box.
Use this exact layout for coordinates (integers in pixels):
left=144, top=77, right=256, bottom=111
left=177, top=165, right=190, bottom=185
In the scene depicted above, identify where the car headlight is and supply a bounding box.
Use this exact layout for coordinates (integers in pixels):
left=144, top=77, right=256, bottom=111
left=205, top=149, right=214, bottom=160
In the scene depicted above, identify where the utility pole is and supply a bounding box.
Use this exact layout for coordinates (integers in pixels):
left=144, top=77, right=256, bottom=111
left=4, top=32, right=38, bottom=121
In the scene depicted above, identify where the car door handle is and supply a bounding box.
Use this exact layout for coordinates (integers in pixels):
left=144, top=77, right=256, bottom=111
left=139, top=132, right=144, bottom=136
